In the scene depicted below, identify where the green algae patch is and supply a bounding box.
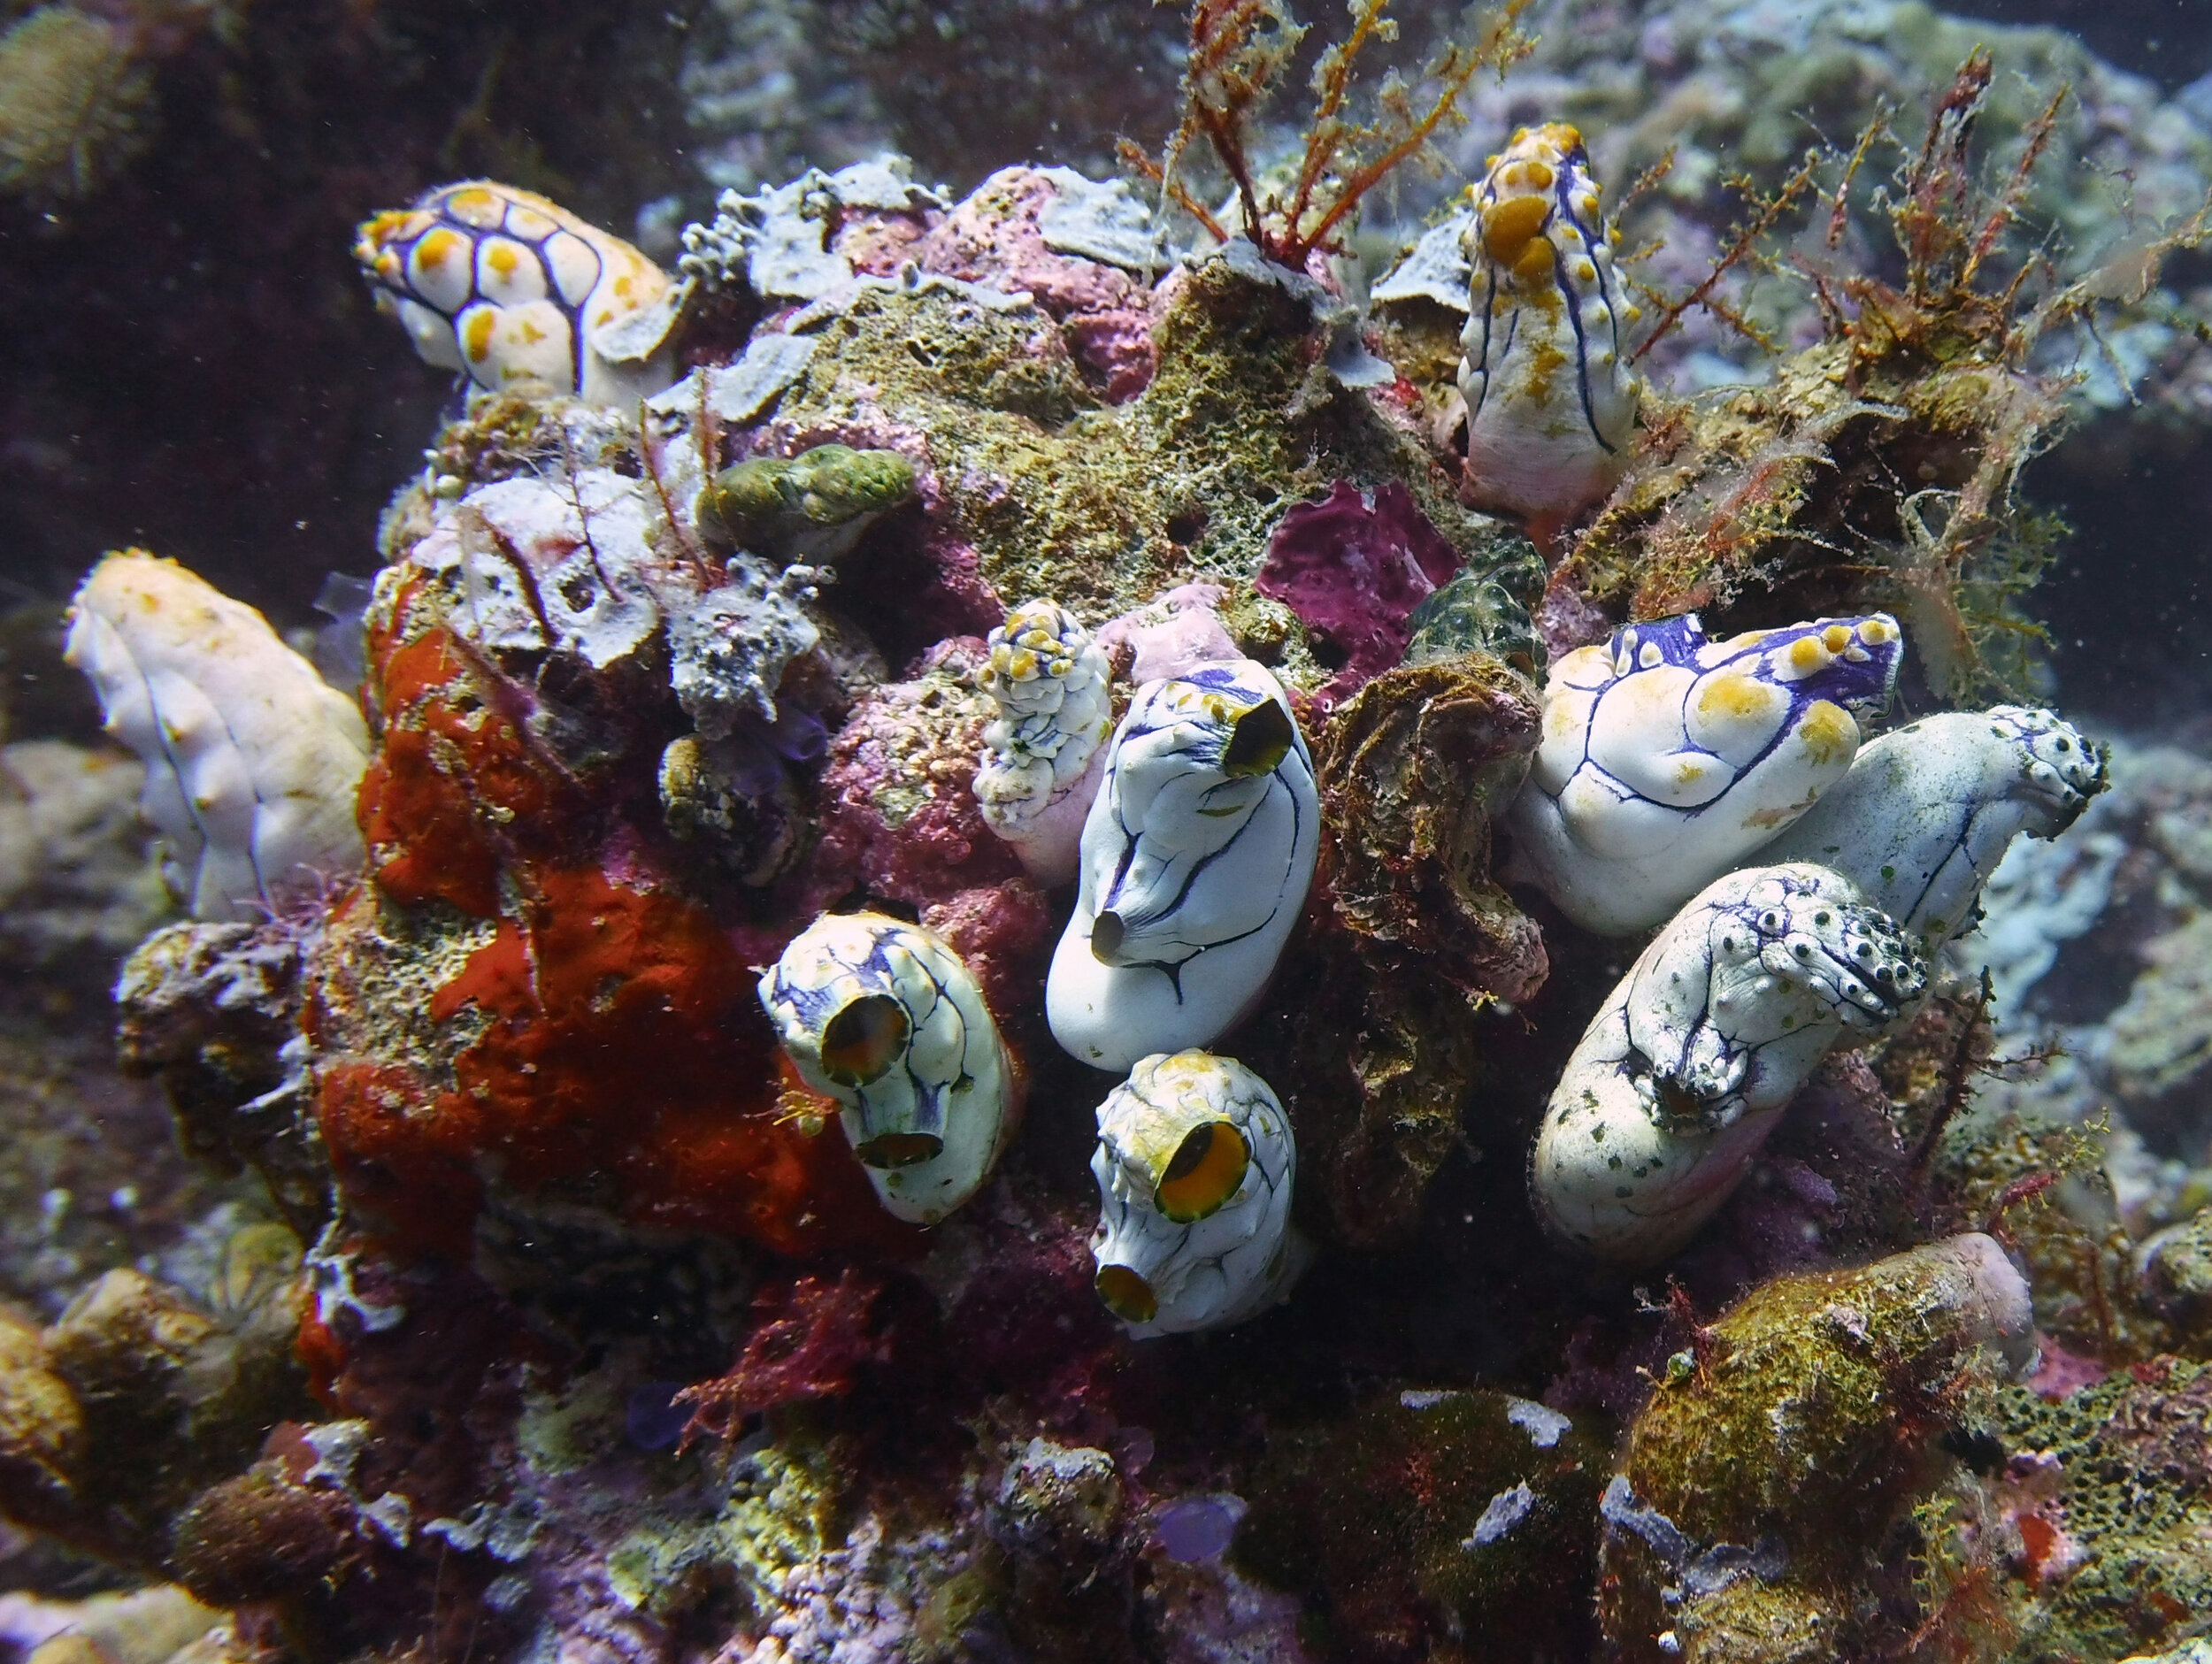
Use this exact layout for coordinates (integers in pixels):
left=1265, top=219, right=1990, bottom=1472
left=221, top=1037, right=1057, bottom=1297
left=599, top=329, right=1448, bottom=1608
left=1988, top=1358, right=2212, bottom=1660
left=1601, top=1237, right=2032, bottom=1662
left=765, top=258, right=1478, bottom=622
left=1233, top=1385, right=1605, bottom=1662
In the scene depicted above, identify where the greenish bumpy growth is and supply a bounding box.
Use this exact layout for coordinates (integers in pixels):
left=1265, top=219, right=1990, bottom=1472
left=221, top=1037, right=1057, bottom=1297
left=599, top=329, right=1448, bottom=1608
left=700, top=444, right=920, bottom=563
left=1402, top=533, right=1548, bottom=675
left=1601, top=1236, right=2032, bottom=1661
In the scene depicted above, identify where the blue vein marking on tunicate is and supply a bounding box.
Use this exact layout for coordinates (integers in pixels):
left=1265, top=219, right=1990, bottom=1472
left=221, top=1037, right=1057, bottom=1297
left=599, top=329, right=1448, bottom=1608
left=130, top=643, right=274, bottom=909
left=1467, top=250, right=1501, bottom=420
left=777, top=974, right=844, bottom=1028
left=1892, top=809, right=1989, bottom=939
left=1567, top=618, right=1892, bottom=817
left=1118, top=706, right=1298, bottom=935
left=1095, top=701, right=1308, bottom=1001
left=1549, top=161, right=1616, bottom=455
left=883, top=952, right=956, bottom=1141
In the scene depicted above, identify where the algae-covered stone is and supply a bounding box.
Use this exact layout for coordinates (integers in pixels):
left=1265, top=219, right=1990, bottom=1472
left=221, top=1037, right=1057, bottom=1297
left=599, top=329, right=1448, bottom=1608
left=0, top=1263, right=312, bottom=1569
left=759, top=257, right=1473, bottom=623
left=2139, top=1206, right=2212, bottom=1352
left=115, top=919, right=326, bottom=1236
left=1601, top=1234, right=2033, bottom=1661
left=1939, top=1114, right=2170, bottom=1360
left=1233, top=1385, right=1604, bottom=1663
left=1992, top=1357, right=2212, bottom=1660
left=1402, top=536, right=1548, bottom=677
left=700, top=443, right=920, bottom=564
left=0, top=1305, right=82, bottom=1537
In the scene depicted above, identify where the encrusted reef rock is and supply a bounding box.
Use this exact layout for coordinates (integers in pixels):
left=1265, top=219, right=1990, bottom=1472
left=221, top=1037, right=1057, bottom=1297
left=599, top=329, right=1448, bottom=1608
left=1987, top=1356, right=2212, bottom=1658
left=33, top=32, right=2200, bottom=1657
left=1601, top=1234, right=2034, bottom=1661
left=0, top=1261, right=311, bottom=1572
left=114, top=919, right=326, bottom=1235
left=1317, top=652, right=1545, bottom=1008
left=1234, top=1385, right=1606, bottom=1663
left=311, top=477, right=912, bottom=1262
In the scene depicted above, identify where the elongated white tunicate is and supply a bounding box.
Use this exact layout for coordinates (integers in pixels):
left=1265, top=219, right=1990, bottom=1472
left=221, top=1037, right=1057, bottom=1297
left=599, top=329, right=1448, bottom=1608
left=760, top=910, right=1015, bottom=1224
left=64, top=552, right=370, bottom=924
left=1506, top=611, right=1904, bottom=934
left=1089, top=1051, right=1307, bottom=1338
left=1532, top=863, right=1928, bottom=1264
left=1047, top=661, right=1318, bottom=1073
left=1756, top=705, right=2108, bottom=954
left=355, top=180, right=681, bottom=405
left=972, top=600, right=1113, bottom=886
left=1459, top=123, right=1640, bottom=521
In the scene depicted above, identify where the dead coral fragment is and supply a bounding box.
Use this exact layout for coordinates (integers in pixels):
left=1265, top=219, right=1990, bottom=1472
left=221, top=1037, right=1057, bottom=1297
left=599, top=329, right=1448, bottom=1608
left=115, top=918, right=325, bottom=1235
left=0, top=1265, right=312, bottom=1572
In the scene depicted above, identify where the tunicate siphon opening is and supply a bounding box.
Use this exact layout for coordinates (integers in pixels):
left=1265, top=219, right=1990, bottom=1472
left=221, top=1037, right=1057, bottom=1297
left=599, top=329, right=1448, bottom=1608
left=855, top=1131, right=944, bottom=1169
left=1156, top=1122, right=1248, bottom=1222
left=1221, top=700, right=1292, bottom=778
left=821, top=993, right=909, bottom=1086
left=1090, top=910, right=1126, bottom=962
left=1095, top=1263, right=1157, bottom=1323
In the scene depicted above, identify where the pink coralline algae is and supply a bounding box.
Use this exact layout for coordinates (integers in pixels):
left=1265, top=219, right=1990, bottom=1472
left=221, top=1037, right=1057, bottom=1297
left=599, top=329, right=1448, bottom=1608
left=1256, top=482, right=1463, bottom=709
left=903, top=167, right=1161, bottom=401
left=807, top=637, right=1025, bottom=914
left=1094, top=582, right=1240, bottom=685
left=920, top=881, right=1058, bottom=1022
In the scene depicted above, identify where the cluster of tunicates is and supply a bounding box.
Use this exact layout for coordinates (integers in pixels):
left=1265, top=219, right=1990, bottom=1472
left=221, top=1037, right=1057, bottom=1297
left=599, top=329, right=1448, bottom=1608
left=1513, top=608, right=2107, bottom=1263
left=296, top=159, right=2124, bottom=1320
left=760, top=632, right=1321, bottom=1337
